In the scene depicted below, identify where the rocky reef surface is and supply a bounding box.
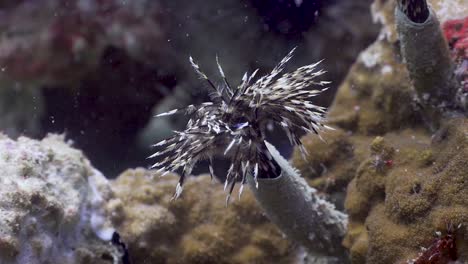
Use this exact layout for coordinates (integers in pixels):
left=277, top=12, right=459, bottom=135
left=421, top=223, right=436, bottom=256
left=0, top=134, right=120, bottom=264
left=108, top=168, right=296, bottom=264
left=291, top=0, right=468, bottom=263
left=1, top=0, right=467, bottom=263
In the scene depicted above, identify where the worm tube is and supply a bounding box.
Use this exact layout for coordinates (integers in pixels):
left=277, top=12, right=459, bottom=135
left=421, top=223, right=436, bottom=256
left=395, top=0, right=458, bottom=118
left=248, top=142, right=349, bottom=263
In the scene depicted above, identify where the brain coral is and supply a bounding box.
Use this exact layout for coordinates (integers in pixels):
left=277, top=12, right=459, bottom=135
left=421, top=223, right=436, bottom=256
left=0, top=134, right=120, bottom=264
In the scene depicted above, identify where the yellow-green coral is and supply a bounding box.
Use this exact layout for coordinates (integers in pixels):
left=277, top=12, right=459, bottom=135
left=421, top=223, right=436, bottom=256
left=291, top=0, right=468, bottom=262
left=109, top=168, right=296, bottom=264
left=291, top=129, right=359, bottom=193
left=328, top=41, right=419, bottom=136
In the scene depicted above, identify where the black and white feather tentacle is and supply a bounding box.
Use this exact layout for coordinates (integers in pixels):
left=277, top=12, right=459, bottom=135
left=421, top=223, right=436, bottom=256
left=149, top=48, right=332, bottom=201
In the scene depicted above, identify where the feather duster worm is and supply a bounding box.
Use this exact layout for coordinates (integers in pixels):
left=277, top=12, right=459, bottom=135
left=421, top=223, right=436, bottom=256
left=149, top=48, right=331, bottom=200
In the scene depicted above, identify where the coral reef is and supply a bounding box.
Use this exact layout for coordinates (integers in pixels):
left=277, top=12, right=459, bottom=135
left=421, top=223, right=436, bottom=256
left=108, top=168, right=297, bottom=264
left=146, top=43, right=352, bottom=262
left=344, top=123, right=468, bottom=263
left=0, top=134, right=120, bottom=264
left=289, top=0, right=468, bottom=263
left=1, top=1, right=466, bottom=263
left=291, top=129, right=366, bottom=208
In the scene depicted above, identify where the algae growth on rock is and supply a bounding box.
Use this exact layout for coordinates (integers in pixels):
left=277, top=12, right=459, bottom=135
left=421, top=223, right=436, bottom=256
left=290, top=0, right=468, bottom=263
left=108, top=168, right=296, bottom=264
left=0, top=0, right=467, bottom=263
left=106, top=0, right=468, bottom=262
left=0, top=134, right=121, bottom=264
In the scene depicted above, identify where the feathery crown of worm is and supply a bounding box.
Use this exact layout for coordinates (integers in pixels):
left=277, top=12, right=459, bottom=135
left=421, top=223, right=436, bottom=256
left=149, top=48, right=332, bottom=202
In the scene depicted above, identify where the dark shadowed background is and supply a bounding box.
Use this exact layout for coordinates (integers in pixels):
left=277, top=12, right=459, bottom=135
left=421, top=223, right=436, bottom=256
left=0, top=0, right=378, bottom=177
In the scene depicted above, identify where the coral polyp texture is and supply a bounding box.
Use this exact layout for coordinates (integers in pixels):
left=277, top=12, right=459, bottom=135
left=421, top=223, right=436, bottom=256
left=150, top=48, right=331, bottom=199
left=108, top=168, right=296, bottom=264
left=0, top=134, right=121, bottom=264
left=288, top=0, right=468, bottom=263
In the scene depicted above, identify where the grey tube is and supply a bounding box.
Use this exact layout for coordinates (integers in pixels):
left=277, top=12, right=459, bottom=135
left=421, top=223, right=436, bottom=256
left=248, top=142, right=349, bottom=263
left=395, top=6, right=457, bottom=106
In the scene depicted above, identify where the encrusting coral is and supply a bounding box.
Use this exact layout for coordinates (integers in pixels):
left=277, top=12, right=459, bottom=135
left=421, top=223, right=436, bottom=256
left=289, top=0, right=468, bottom=263
left=3, top=0, right=466, bottom=263
left=108, top=168, right=296, bottom=264
left=0, top=134, right=121, bottom=264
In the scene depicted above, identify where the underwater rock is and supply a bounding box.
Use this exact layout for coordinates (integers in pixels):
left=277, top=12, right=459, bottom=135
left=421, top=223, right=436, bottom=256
left=0, top=134, right=120, bottom=264
left=290, top=0, right=468, bottom=263
left=109, top=168, right=298, bottom=264
left=291, top=129, right=363, bottom=209
left=328, top=0, right=466, bottom=134
left=344, top=121, right=468, bottom=263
